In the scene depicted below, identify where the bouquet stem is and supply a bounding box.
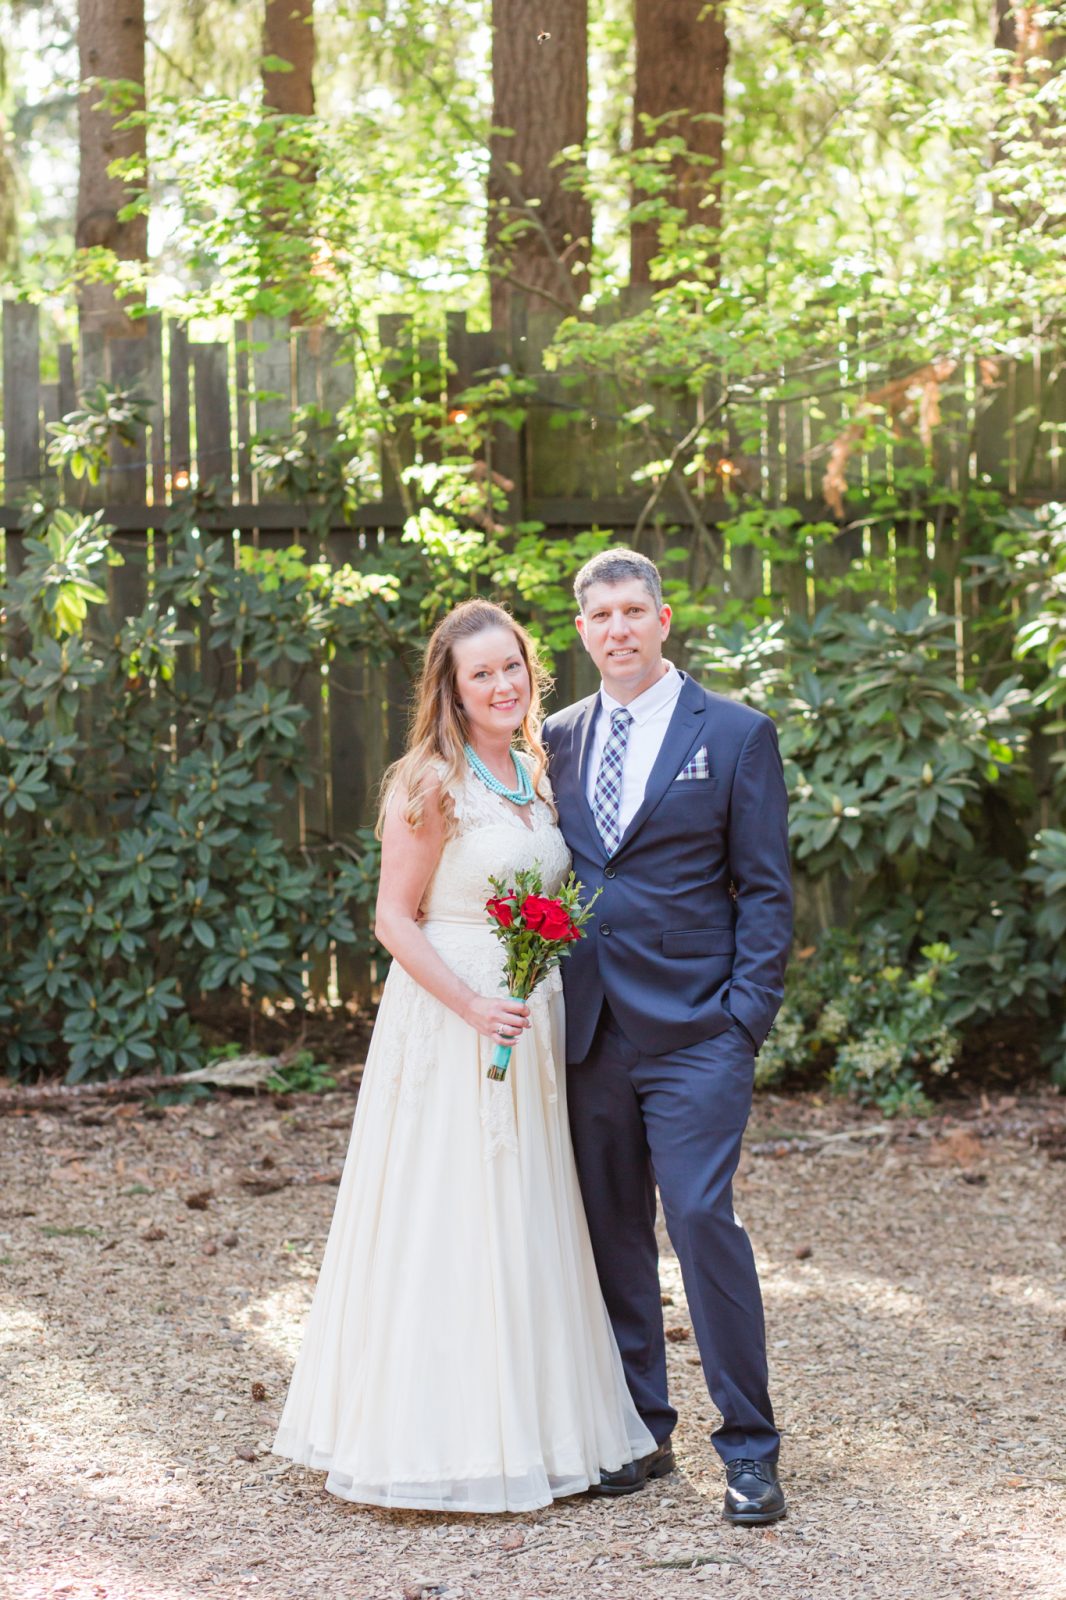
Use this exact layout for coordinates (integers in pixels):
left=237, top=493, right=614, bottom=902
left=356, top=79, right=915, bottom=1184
left=487, top=1042, right=511, bottom=1081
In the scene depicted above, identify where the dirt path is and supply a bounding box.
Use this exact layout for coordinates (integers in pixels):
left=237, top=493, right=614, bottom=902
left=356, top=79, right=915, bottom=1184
left=1, top=1085, right=1064, bottom=1600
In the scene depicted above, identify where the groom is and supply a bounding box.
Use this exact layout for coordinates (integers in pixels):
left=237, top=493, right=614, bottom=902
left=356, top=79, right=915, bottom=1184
left=542, top=549, right=792, bottom=1525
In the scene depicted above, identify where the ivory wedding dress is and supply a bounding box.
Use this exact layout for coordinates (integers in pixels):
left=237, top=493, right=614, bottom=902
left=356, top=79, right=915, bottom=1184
left=272, top=760, right=654, bottom=1513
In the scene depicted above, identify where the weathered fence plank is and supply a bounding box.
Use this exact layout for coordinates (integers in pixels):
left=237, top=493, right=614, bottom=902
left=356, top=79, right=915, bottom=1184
left=192, top=339, right=236, bottom=699
left=169, top=321, right=191, bottom=489
left=192, top=341, right=233, bottom=499
left=105, top=339, right=153, bottom=660
left=2, top=301, right=41, bottom=501
left=235, top=321, right=254, bottom=501
left=251, top=316, right=293, bottom=495
left=145, top=316, right=167, bottom=506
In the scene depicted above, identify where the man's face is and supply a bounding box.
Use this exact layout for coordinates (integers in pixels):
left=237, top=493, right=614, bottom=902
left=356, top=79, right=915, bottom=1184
left=576, top=578, right=672, bottom=704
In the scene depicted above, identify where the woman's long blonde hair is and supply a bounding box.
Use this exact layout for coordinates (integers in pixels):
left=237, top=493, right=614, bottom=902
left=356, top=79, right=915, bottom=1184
left=376, top=600, right=554, bottom=835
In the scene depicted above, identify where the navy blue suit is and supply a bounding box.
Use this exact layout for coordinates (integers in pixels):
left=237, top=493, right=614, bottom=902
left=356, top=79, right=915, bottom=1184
left=543, top=671, right=792, bottom=1462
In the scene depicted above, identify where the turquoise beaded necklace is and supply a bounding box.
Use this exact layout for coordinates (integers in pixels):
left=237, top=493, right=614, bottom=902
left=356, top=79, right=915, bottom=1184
left=464, top=743, right=534, bottom=806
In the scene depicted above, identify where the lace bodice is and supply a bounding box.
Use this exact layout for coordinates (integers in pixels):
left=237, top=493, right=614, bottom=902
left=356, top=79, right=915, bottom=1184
left=420, top=759, right=570, bottom=928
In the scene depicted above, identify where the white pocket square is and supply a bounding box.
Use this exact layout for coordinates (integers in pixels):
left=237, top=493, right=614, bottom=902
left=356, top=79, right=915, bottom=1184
left=675, top=746, right=710, bottom=782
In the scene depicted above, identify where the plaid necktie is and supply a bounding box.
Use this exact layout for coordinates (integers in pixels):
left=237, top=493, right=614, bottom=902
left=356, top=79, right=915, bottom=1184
left=592, top=707, right=633, bottom=855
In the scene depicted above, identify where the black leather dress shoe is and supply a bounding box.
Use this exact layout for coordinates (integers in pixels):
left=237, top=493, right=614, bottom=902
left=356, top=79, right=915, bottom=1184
left=722, top=1458, right=787, bottom=1524
left=588, top=1438, right=676, bottom=1497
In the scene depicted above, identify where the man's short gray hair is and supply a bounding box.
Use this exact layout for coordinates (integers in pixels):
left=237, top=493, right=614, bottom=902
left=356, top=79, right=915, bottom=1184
left=574, top=548, right=663, bottom=612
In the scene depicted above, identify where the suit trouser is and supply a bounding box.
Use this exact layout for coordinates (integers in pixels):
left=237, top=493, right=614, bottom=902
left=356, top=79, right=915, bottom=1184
left=567, top=1001, right=779, bottom=1464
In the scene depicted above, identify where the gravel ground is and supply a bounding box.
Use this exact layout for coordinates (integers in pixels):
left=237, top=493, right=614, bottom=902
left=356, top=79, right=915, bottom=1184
left=1, top=1082, right=1064, bottom=1600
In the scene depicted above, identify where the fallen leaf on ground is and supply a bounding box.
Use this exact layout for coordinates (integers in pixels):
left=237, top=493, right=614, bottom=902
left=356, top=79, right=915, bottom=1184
left=929, top=1129, right=983, bottom=1167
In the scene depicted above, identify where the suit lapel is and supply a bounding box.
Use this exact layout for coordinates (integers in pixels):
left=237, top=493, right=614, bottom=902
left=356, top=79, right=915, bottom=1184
left=571, top=694, right=607, bottom=858
left=615, top=673, right=707, bottom=854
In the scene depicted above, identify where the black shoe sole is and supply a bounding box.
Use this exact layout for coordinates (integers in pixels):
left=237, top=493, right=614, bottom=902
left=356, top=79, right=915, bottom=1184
left=587, top=1450, right=676, bottom=1497
left=722, top=1503, right=788, bottom=1526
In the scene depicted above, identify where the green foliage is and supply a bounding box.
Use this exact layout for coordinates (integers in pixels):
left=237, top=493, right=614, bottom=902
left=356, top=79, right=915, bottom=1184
left=45, top=386, right=151, bottom=487
left=696, top=600, right=1033, bottom=878
left=6, top=509, right=119, bottom=645
left=266, top=1050, right=337, bottom=1095
left=970, top=504, right=1066, bottom=796
left=757, top=931, right=961, bottom=1117
left=0, top=413, right=409, bottom=1082
left=697, top=590, right=1064, bottom=1093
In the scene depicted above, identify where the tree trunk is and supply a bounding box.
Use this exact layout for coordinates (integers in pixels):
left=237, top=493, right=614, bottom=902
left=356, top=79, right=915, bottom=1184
left=631, top=0, right=728, bottom=286
left=261, top=0, right=316, bottom=320
left=488, top=0, right=590, bottom=329
left=263, top=0, right=315, bottom=116
left=76, top=0, right=148, bottom=339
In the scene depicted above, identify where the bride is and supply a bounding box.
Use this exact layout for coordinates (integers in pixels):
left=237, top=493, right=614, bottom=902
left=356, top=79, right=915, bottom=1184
left=272, top=599, right=654, bottom=1512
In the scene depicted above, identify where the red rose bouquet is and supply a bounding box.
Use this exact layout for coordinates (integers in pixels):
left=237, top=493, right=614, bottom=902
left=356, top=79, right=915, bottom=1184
left=483, top=864, right=601, bottom=1081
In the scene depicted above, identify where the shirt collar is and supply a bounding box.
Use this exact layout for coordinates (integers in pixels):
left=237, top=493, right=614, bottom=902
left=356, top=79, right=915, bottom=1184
left=599, top=662, right=683, bottom=728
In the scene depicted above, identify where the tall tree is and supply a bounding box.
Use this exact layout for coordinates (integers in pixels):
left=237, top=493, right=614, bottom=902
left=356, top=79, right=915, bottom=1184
left=262, top=0, right=315, bottom=116
left=260, top=0, right=316, bottom=318
left=488, top=0, right=590, bottom=328
left=76, top=0, right=147, bottom=337
left=630, top=0, right=727, bottom=286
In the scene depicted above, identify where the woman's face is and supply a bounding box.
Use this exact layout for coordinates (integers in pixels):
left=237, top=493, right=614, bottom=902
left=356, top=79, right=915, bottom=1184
left=451, top=625, right=532, bottom=745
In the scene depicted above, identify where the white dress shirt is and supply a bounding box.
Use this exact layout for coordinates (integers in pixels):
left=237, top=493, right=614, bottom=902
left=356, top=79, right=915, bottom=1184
left=585, top=663, right=684, bottom=838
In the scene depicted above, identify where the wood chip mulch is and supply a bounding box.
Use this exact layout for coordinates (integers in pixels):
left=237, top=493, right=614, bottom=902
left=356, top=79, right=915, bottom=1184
left=1, top=1080, right=1064, bottom=1600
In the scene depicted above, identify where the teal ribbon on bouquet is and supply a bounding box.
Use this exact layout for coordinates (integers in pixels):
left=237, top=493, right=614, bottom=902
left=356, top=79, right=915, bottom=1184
left=487, top=989, right=529, bottom=1082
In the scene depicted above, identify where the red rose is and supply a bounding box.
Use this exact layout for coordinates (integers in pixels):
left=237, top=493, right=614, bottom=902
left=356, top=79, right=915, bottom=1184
left=521, top=893, right=575, bottom=942
left=486, top=894, right=517, bottom=928
left=519, top=893, right=551, bottom=932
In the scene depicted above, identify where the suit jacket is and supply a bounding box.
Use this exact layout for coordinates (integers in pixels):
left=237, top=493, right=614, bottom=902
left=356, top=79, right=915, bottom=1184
left=543, top=671, right=793, bottom=1063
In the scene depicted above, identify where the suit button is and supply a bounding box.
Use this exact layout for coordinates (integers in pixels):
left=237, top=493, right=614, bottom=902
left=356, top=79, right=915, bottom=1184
left=600, top=922, right=611, bottom=936
left=604, top=865, right=616, bottom=879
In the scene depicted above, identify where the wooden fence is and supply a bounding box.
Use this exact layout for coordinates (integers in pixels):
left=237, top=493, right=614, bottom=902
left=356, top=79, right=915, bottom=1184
left=4, top=299, right=1065, bottom=524
left=1, top=299, right=1063, bottom=998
